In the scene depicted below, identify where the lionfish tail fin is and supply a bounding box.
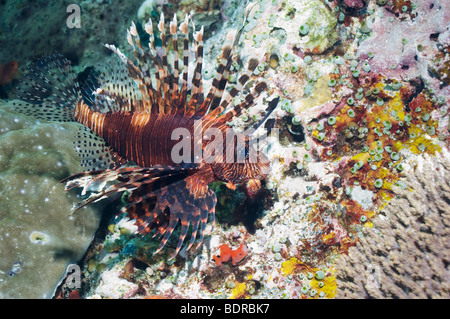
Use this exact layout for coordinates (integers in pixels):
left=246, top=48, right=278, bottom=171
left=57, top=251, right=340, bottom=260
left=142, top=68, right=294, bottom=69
left=124, top=173, right=217, bottom=258
left=11, top=52, right=81, bottom=122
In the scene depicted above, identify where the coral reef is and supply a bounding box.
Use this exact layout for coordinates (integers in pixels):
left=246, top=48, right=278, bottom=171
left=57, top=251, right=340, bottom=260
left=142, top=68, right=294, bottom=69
left=335, top=150, right=450, bottom=298
left=0, top=101, right=101, bottom=298
left=1, top=0, right=449, bottom=299
left=65, top=0, right=449, bottom=299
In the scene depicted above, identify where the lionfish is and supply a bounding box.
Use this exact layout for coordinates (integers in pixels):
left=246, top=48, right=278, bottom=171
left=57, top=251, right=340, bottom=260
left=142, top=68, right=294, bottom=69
left=11, top=5, right=277, bottom=257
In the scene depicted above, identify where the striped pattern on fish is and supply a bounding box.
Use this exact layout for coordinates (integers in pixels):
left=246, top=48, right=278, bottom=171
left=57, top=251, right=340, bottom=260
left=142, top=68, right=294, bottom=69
left=10, top=4, right=277, bottom=258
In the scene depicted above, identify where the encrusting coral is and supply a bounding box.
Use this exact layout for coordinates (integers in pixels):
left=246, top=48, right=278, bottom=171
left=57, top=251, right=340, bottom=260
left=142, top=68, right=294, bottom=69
left=335, top=150, right=450, bottom=298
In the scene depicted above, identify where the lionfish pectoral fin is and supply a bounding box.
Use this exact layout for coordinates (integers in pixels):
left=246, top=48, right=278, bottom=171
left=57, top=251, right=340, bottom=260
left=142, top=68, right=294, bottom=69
left=74, top=125, right=128, bottom=172
left=61, top=169, right=136, bottom=214
left=124, top=176, right=217, bottom=258
left=81, top=55, right=144, bottom=113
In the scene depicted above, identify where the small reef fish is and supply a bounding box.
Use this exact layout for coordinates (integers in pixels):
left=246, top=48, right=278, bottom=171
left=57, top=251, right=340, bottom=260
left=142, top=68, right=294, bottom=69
left=11, top=4, right=276, bottom=258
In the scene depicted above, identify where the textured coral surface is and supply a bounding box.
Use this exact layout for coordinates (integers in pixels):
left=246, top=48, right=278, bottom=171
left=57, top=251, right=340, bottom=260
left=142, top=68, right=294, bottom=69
left=336, top=151, right=450, bottom=298
left=0, top=102, right=101, bottom=298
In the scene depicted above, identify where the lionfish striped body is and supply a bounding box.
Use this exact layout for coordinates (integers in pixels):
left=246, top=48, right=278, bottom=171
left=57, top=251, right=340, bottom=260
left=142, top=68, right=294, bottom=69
left=11, top=7, right=276, bottom=257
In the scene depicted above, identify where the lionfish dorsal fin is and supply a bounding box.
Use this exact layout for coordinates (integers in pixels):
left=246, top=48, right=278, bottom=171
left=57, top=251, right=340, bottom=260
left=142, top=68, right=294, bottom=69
left=157, top=12, right=172, bottom=114
left=203, top=60, right=268, bottom=132
left=179, top=14, right=190, bottom=112
left=169, top=13, right=181, bottom=113
left=194, top=3, right=263, bottom=120
left=186, top=24, right=205, bottom=115
left=215, top=57, right=260, bottom=111
left=125, top=14, right=182, bottom=115
left=214, top=80, right=268, bottom=125
left=195, top=42, right=232, bottom=118
left=102, top=3, right=265, bottom=123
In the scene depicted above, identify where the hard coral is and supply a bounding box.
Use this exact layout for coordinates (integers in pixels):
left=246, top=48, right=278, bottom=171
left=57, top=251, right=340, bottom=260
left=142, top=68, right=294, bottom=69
left=335, top=151, right=450, bottom=298
left=0, top=103, right=101, bottom=298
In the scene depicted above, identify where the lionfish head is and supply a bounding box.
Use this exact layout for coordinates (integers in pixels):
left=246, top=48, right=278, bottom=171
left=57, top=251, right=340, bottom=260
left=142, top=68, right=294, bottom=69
left=211, top=133, right=271, bottom=185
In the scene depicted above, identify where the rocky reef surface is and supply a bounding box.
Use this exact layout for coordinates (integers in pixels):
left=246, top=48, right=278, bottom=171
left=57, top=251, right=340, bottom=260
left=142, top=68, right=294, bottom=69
left=0, top=0, right=449, bottom=299
left=0, top=0, right=144, bottom=73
